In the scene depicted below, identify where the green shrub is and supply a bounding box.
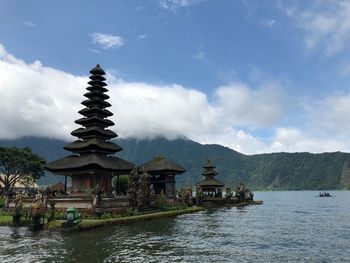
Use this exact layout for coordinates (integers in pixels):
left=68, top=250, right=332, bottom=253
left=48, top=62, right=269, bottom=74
left=162, top=204, right=188, bottom=211
left=112, top=175, right=129, bottom=195
left=0, top=197, right=4, bottom=208
left=154, top=194, right=168, bottom=210
left=0, top=210, right=11, bottom=216
left=100, top=212, right=113, bottom=219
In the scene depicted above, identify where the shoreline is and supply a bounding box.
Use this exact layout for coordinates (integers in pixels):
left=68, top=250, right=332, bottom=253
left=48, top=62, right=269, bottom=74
left=0, top=201, right=264, bottom=231
left=49, top=206, right=204, bottom=231
left=0, top=207, right=205, bottom=230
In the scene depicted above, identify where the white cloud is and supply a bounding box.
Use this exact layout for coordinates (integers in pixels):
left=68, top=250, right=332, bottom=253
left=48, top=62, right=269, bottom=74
left=0, top=44, right=290, bottom=154
left=3, top=43, right=350, bottom=154
left=158, top=0, right=202, bottom=10
left=137, top=34, right=148, bottom=40
left=90, top=33, right=124, bottom=49
left=269, top=127, right=345, bottom=153
left=87, top=48, right=101, bottom=54
left=215, top=81, right=286, bottom=128
left=196, top=128, right=267, bottom=154
left=110, top=81, right=218, bottom=140
left=305, top=94, right=350, bottom=136
left=193, top=51, right=207, bottom=62
left=281, top=1, right=350, bottom=56
left=24, top=21, right=36, bottom=27
left=0, top=45, right=85, bottom=140
left=261, top=18, right=276, bottom=28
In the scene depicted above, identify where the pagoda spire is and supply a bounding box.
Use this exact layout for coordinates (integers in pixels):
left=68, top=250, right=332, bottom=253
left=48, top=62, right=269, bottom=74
left=201, top=159, right=218, bottom=180
left=65, top=64, right=122, bottom=155
left=45, top=65, right=134, bottom=194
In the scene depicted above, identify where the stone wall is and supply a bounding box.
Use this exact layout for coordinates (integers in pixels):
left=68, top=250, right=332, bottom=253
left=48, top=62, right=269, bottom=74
left=8, top=196, right=130, bottom=212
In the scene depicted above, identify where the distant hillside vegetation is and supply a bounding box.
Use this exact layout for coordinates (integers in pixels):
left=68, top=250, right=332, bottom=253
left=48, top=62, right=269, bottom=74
left=0, top=136, right=349, bottom=190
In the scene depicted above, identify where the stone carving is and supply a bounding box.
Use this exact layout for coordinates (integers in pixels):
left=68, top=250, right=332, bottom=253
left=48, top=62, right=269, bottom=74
left=138, top=170, right=151, bottom=209
left=29, top=192, right=46, bottom=230
left=235, top=183, right=253, bottom=203
left=128, top=167, right=139, bottom=210
left=12, top=193, right=23, bottom=226
left=195, top=184, right=203, bottom=205
left=225, top=187, right=232, bottom=199
left=93, top=184, right=102, bottom=208
left=179, top=187, right=192, bottom=206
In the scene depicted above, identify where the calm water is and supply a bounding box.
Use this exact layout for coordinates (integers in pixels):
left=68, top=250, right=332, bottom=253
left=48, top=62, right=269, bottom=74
left=0, top=191, right=349, bottom=262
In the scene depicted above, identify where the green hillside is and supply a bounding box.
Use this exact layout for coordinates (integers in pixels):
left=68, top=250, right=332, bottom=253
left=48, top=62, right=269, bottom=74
left=1, top=137, right=349, bottom=190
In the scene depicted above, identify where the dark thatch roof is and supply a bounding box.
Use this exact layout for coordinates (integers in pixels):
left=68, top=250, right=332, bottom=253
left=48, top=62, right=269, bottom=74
left=141, top=156, right=185, bottom=175
left=45, top=154, right=135, bottom=175
left=71, top=127, right=117, bottom=139
left=89, top=64, right=106, bottom=75
left=197, top=178, right=225, bottom=187
left=64, top=139, right=122, bottom=154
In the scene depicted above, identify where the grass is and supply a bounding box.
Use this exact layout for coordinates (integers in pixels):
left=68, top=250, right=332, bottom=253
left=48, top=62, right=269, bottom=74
left=0, top=215, right=13, bottom=225
left=47, top=206, right=204, bottom=231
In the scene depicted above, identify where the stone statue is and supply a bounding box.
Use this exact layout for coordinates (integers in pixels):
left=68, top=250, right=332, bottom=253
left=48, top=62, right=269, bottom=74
left=225, top=187, right=232, bottom=199
left=128, top=167, right=139, bottom=210
left=235, top=183, right=246, bottom=203
left=92, top=184, right=102, bottom=208
left=12, top=193, right=23, bottom=226
left=138, top=170, right=151, bottom=209
left=235, top=183, right=253, bottom=203
left=179, top=187, right=192, bottom=206
left=196, top=184, right=203, bottom=205
left=149, top=185, right=156, bottom=207
left=29, top=193, right=47, bottom=229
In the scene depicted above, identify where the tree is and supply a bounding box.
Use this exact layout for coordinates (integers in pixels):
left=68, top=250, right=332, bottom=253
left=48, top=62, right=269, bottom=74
left=112, top=174, right=129, bottom=195
left=0, top=147, right=45, bottom=195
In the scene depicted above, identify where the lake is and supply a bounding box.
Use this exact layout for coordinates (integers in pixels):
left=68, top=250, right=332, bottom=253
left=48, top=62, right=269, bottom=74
left=0, top=191, right=349, bottom=262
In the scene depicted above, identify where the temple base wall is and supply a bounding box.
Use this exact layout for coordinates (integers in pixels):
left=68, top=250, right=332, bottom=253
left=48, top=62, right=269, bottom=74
left=8, top=196, right=130, bottom=213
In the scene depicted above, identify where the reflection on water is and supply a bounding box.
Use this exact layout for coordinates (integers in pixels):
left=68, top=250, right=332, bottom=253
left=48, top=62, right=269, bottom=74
left=1, top=191, right=350, bottom=262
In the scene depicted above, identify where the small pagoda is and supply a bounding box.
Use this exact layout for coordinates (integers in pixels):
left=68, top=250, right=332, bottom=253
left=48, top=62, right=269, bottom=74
left=45, top=65, right=134, bottom=194
left=197, top=160, right=224, bottom=198
left=141, top=156, right=185, bottom=197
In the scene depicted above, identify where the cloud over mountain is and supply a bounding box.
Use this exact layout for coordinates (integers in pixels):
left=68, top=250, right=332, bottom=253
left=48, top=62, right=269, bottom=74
left=1, top=44, right=349, bottom=154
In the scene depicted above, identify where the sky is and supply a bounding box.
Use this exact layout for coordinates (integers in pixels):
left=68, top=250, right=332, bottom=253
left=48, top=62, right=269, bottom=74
left=1, top=0, right=350, bottom=154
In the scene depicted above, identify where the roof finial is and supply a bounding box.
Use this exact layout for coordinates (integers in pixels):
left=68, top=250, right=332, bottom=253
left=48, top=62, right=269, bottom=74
left=90, top=64, right=105, bottom=75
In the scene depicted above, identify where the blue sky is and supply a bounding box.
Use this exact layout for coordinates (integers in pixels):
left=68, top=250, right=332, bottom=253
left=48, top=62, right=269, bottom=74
left=1, top=0, right=350, bottom=154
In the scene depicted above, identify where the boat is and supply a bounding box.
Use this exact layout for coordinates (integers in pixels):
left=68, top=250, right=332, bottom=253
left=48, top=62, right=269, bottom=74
left=318, top=192, right=332, bottom=197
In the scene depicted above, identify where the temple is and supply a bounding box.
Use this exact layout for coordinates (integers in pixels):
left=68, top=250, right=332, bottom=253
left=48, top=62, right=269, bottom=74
left=45, top=65, right=134, bottom=194
left=197, top=160, right=224, bottom=198
left=141, top=156, right=185, bottom=198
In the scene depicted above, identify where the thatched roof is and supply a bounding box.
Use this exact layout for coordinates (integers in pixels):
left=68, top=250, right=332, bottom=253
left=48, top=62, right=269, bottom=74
left=141, top=156, right=185, bottom=175
left=45, top=154, right=135, bottom=175
left=64, top=139, right=122, bottom=154
left=71, top=127, right=117, bottom=139
left=197, top=178, right=225, bottom=187
left=197, top=159, right=224, bottom=188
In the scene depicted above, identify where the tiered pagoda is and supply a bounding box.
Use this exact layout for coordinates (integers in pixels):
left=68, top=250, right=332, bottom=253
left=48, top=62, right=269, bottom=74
left=197, top=160, right=224, bottom=198
left=45, top=65, right=134, bottom=194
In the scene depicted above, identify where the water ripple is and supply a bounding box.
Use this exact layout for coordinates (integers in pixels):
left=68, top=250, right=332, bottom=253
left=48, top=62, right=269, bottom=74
left=0, top=191, right=350, bottom=262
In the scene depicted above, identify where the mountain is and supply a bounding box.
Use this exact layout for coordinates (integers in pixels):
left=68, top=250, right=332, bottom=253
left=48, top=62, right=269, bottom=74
left=1, top=136, right=350, bottom=190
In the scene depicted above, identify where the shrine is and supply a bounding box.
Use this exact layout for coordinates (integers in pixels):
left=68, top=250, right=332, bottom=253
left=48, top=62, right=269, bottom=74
left=197, top=160, right=224, bottom=198
left=141, top=156, right=185, bottom=197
